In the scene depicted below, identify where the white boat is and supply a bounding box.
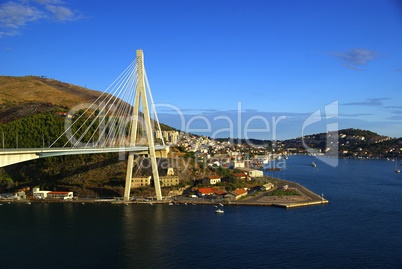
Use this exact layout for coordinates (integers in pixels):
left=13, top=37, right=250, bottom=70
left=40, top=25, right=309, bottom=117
left=395, top=158, right=400, bottom=173
left=215, top=209, right=224, bottom=213
left=311, top=162, right=317, bottom=167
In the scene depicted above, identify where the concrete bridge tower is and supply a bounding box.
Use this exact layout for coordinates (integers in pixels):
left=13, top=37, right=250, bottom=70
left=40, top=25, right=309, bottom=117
left=124, top=50, right=162, bottom=202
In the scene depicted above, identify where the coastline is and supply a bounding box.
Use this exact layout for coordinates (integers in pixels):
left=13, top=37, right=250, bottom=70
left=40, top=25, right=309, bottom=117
left=1, top=178, right=328, bottom=208
left=230, top=178, right=329, bottom=208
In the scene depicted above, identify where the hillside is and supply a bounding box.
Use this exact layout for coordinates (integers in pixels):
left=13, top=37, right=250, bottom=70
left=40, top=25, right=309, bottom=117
left=282, top=128, right=401, bottom=158
left=0, top=76, right=180, bottom=196
left=0, top=76, right=102, bottom=124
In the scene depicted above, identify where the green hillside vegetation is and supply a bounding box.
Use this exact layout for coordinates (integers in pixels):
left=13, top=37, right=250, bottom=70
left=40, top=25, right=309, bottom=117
left=0, top=110, right=172, bottom=197
left=0, top=110, right=129, bottom=196
left=0, top=112, right=66, bottom=148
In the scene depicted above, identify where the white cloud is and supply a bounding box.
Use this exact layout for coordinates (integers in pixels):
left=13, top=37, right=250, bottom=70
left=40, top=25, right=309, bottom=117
left=343, top=98, right=390, bottom=107
left=45, top=4, right=74, bottom=21
left=331, top=48, right=377, bottom=70
left=0, top=0, right=80, bottom=38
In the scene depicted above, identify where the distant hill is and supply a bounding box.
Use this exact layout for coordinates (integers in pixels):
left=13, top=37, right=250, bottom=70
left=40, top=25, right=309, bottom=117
left=0, top=76, right=102, bottom=124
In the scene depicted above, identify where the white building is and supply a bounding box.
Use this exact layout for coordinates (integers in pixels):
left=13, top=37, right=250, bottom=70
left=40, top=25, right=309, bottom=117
left=238, top=168, right=264, bottom=178
left=202, top=176, right=221, bottom=185
left=232, top=161, right=245, bottom=168
left=33, top=187, right=73, bottom=200
left=33, top=187, right=50, bottom=199
left=47, top=191, right=74, bottom=200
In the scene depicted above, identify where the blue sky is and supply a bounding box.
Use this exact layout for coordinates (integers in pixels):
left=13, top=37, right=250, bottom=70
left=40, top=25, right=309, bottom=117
left=1, top=0, right=402, bottom=140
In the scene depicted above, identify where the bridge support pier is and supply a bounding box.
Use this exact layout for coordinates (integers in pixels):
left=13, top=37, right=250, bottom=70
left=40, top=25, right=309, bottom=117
left=124, top=50, right=163, bottom=202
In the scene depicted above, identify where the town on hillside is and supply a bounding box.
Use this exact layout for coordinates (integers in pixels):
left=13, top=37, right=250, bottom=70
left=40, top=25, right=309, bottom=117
left=2, top=128, right=400, bottom=203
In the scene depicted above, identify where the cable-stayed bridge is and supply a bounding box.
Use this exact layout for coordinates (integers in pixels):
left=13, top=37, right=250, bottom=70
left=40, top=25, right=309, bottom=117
left=0, top=50, right=169, bottom=201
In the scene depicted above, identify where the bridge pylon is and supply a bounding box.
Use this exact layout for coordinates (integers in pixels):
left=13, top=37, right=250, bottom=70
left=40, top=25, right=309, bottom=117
left=124, top=50, right=163, bottom=202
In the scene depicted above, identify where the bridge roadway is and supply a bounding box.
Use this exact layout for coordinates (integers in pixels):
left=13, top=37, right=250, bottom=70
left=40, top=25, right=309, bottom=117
left=0, top=145, right=169, bottom=167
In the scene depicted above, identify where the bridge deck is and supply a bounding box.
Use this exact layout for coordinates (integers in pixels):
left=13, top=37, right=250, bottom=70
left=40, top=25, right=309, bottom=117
left=0, top=145, right=169, bottom=167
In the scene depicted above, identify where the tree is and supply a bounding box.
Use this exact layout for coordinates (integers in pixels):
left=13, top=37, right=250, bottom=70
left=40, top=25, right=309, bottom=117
left=0, top=176, right=14, bottom=190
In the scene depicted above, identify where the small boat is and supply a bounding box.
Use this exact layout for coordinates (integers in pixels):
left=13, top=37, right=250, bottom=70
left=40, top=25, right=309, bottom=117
left=265, top=167, right=282, bottom=171
left=311, top=162, right=317, bottom=167
left=215, top=209, right=224, bottom=214
left=218, top=203, right=224, bottom=207
left=26, top=202, right=31, bottom=205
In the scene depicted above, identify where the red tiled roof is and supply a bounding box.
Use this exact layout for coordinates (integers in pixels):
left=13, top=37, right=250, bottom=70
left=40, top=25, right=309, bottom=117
left=198, top=188, right=214, bottom=195
left=212, top=188, right=226, bottom=195
left=232, top=189, right=247, bottom=196
left=233, top=173, right=246, bottom=178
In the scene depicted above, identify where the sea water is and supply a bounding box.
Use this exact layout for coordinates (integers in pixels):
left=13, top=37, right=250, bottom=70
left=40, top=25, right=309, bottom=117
left=1, top=156, right=402, bottom=268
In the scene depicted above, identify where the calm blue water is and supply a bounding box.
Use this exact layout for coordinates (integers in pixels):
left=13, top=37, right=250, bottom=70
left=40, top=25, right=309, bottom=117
left=1, top=156, right=402, bottom=269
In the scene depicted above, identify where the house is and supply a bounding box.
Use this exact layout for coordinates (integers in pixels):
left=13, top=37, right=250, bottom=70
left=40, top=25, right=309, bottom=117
left=197, top=187, right=226, bottom=197
left=231, top=188, right=248, bottom=200
left=160, top=176, right=180, bottom=187
left=238, top=168, right=264, bottom=178
left=197, top=187, right=214, bottom=196
left=55, top=111, right=72, bottom=118
left=233, top=173, right=247, bottom=180
left=212, top=187, right=226, bottom=196
left=232, top=161, right=245, bottom=168
left=33, top=187, right=50, bottom=199
left=33, top=188, right=73, bottom=200
left=131, top=176, right=152, bottom=188
left=263, top=183, right=274, bottom=190
left=6, top=191, right=26, bottom=200
left=202, top=176, right=221, bottom=185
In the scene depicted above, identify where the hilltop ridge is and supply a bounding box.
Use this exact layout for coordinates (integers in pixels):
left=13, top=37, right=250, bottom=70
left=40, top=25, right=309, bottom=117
left=0, top=76, right=102, bottom=124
